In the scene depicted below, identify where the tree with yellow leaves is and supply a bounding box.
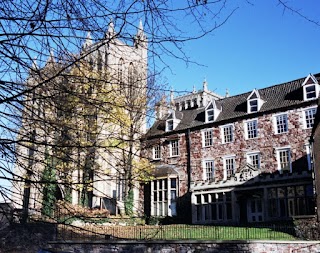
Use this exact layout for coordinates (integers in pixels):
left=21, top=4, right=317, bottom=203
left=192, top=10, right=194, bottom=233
left=45, top=58, right=155, bottom=216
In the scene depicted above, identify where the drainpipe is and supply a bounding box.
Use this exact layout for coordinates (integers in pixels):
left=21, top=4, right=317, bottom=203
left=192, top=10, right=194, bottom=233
left=186, top=128, right=191, bottom=192
left=309, top=136, right=319, bottom=221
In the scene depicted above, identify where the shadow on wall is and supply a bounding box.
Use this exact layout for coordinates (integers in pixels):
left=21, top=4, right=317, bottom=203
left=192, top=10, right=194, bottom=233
left=190, top=157, right=314, bottom=232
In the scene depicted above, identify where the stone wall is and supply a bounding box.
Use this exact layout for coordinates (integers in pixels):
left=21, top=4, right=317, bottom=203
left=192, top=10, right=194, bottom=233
left=0, top=223, right=57, bottom=253
left=46, top=240, right=320, bottom=253
left=2, top=223, right=320, bottom=252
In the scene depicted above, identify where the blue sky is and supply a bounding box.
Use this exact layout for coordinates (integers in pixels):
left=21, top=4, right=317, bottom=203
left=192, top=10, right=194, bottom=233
left=163, top=0, right=320, bottom=98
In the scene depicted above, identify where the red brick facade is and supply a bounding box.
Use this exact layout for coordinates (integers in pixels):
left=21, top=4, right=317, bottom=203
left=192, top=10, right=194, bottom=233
left=144, top=74, right=319, bottom=224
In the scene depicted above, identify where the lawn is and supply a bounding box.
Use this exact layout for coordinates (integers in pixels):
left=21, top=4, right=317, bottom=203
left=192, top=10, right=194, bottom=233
left=58, top=224, right=297, bottom=241
left=132, top=225, right=296, bottom=240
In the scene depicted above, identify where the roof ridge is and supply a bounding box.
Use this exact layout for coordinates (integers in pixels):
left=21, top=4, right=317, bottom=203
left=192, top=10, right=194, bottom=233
left=217, top=73, right=320, bottom=101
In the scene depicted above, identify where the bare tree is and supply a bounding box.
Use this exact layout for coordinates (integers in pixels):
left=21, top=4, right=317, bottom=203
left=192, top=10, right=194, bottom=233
left=0, top=1, right=318, bottom=252
left=0, top=0, right=238, bottom=222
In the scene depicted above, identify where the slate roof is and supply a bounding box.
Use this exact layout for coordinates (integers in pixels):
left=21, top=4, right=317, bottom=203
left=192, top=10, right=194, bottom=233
left=147, top=73, right=320, bottom=138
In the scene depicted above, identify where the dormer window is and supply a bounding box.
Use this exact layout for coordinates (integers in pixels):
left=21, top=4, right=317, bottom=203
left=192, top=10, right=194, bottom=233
left=205, top=100, right=221, bottom=123
left=249, top=99, right=258, bottom=112
left=166, top=119, right=174, bottom=131
left=302, top=74, right=319, bottom=101
left=165, top=110, right=180, bottom=132
left=206, top=103, right=214, bottom=122
left=247, top=89, right=263, bottom=113
left=305, top=85, right=316, bottom=99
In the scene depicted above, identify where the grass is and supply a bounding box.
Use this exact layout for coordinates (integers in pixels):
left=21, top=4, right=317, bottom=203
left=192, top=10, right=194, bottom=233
left=133, top=225, right=296, bottom=240
left=58, top=224, right=297, bottom=241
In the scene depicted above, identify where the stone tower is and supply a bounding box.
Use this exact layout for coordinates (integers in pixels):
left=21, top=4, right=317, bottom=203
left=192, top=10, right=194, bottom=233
left=12, top=21, right=148, bottom=217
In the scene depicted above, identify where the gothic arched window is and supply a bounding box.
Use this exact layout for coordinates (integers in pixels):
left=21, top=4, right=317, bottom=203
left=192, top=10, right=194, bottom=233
left=97, top=51, right=102, bottom=71
left=118, top=58, right=124, bottom=85
left=128, top=62, right=134, bottom=86
left=89, top=57, right=94, bottom=70
left=105, top=51, right=108, bottom=68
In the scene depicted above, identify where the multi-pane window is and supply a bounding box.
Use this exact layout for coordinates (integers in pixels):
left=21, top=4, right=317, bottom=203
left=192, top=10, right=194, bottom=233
left=304, top=107, right=317, bottom=129
left=152, top=178, right=178, bottom=217
left=222, top=125, right=233, bottom=143
left=211, top=193, right=224, bottom=221
left=275, top=114, right=288, bottom=134
left=246, top=120, right=258, bottom=139
left=206, top=103, right=214, bottom=122
left=128, top=63, right=134, bottom=86
left=277, top=148, right=291, bottom=172
left=195, top=195, right=202, bottom=221
left=170, top=178, right=177, bottom=202
left=152, top=179, right=168, bottom=216
left=203, top=129, right=213, bottom=147
left=247, top=153, right=260, bottom=169
left=224, top=157, right=235, bottom=179
left=153, top=145, right=161, bottom=160
left=305, top=85, right=317, bottom=100
left=166, top=119, right=174, bottom=131
left=204, top=160, right=214, bottom=181
left=194, top=192, right=232, bottom=223
left=268, top=185, right=314, bottom=218
left=170, top=140, right=179, bottom=157
left=249, top=99, right=258, bottom=113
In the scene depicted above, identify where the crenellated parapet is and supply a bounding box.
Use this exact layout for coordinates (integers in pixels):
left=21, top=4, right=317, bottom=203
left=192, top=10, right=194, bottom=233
left=191, top=168, right=312, bottom=191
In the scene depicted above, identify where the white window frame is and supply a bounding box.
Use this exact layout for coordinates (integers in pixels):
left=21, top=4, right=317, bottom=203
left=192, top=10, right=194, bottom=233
left=169, top=140, right=179, bottom=157
left=223, top=155, right=236, bottom=180
left=246, top=151, right=260, bottom=169
left=244, top=119, right=258, bottom=139
left=153, top=145, right=161, bottom=160
left=220, top=124, right=234, bottom=144
left=203, top=160, right=215, bottom=181
left=303, top=107, right=317, bottom=129
left=302, top=74, right=319, bottom=101
left=205, top=101, right=221, bottom=123
left=165, top=110, right=180, bottom=132
left=206, top=104, right=214, bottom=123
left=247, top=89, right=263, bottom=113
left=304, top=84, right=319, bottom=101
left=166, top=119, right=174, bottom=131
left=151, top=177, right=178, bottom=217
left=275, top=147, right=292, bottom=173
left=202, top=128, right=213, bottom=147
left=273, top=113, right=288, bottom=134
left=248, top=99, right=258, bottom=113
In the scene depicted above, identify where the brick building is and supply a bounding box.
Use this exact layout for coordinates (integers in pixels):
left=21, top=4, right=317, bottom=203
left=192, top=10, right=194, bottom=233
left=143, top=73, right=319, bottom=224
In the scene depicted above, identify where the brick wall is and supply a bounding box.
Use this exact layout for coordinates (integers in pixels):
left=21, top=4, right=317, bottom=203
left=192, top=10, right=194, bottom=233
left=148, top=106, right=314, bottom=195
